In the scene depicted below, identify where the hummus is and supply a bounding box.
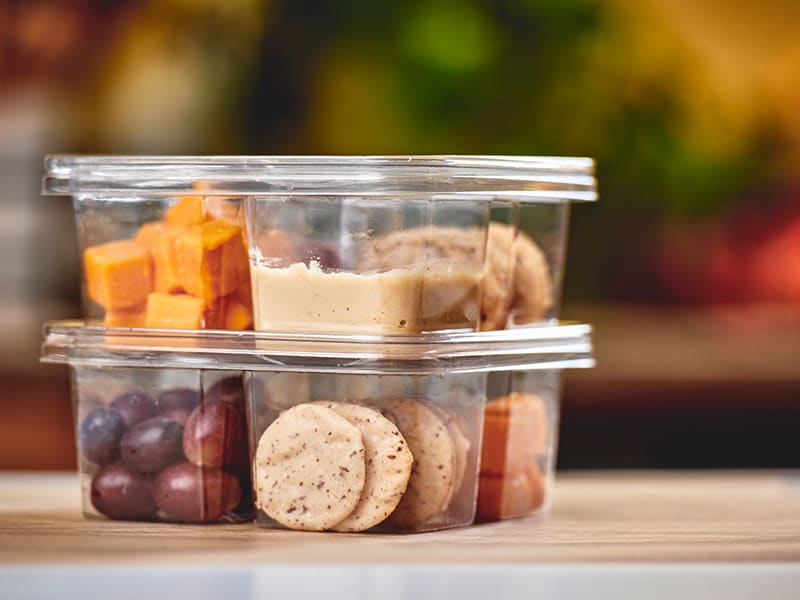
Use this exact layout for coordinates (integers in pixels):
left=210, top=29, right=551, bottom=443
left=252, top=261, right=480, bottom=334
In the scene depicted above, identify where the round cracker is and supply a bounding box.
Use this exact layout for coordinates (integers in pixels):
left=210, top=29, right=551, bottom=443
left=511, top=228, right=553, bottom=323
left=360, top=224, right=540, bottom=331
left=314, top=402, right=413, bottom=532
left=375, top=398, right=456, bottom=529
left=426, top=403, right=471, bottom=511
left=254, top=403, right=366, bottom=531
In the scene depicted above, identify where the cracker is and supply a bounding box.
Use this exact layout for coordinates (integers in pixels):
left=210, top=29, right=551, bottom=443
left=375, top=398, right=456, bottom=529
left=314, top=402, right=413, bottom=532
left=480, top=223, right=554, bottom=329
left=426, top=403, right=471, bottom=511
left=254, top=403, right=366, bottom=531
left=359, top=224, right=553, bottom=330
left=481, top=223, right=515, bottom=330
left=510, top=227, right=553, bottom=324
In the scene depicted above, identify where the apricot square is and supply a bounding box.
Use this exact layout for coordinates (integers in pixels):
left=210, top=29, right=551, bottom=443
left=145, top=293, right=204, bottom=329
left=173, top=219, right=249, bottom=302
left=477, top=466, right=545, bottom=522
left=84, top=240, right=153, bottom=310
left=481, top=393, right=548, bottom=477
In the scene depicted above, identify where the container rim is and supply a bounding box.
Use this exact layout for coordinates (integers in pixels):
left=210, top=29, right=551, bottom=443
left=42, top=155, right=597, bottom=202
left=41, top=320, right=595, bottom=375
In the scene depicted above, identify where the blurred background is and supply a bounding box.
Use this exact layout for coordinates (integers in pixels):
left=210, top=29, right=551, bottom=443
left=1, top=0, right=798, bottom=470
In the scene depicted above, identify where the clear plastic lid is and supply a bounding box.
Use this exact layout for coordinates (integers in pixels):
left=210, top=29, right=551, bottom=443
left=41, top=321, right=594, bottom=375
left=42, top=155, right=596, bottom=202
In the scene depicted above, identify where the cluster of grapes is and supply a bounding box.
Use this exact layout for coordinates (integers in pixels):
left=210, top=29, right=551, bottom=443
left=80, top=377, right=251, bottom=522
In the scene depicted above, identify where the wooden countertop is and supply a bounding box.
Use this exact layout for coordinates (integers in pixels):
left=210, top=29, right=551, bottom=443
left=1, top=470, right=799, bottom=564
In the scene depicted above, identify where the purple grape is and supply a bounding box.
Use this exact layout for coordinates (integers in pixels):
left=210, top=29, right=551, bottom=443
left=79, top=408, right=127, bottom=466
left=91, top=463, right=157, bottom=520
left=110, top=391, right=157, bottom=426
left=120, top=416, right=185, bottom=473
left=158, top=387, right=200, bottom=413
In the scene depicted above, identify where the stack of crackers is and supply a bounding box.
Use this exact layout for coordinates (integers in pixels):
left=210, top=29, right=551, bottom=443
left=254, top=399, right=472, bottom=532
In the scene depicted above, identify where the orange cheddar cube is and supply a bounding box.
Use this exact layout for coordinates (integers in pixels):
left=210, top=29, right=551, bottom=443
left=202, top=295, right=225, bottom=329
left=223, top=295, right=253, bottom=330
left=173, top=219, right=249, bottom=302
left=84, top=240, right=153, bottom=310
left=134, top=222, right=165, bottom=252
left=165, top=196, right=205, bottom=229
left=152, top=231, right=183, bottom=294
left=104, top=305, right=147, bottom=328
left=235, top=278, right=253, bottom=312
left=203, top=293, right=253, bottom=330
left=145, top=293, right=204, bottom=329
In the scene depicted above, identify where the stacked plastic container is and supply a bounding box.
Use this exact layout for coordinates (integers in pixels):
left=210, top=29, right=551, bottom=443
left=41, top=155, right=596, bottom=533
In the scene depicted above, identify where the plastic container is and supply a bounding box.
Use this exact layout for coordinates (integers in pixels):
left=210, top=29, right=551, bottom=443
left=42, top=156, right=597, bottom=333
left=42, top=321, right=593, bottom=532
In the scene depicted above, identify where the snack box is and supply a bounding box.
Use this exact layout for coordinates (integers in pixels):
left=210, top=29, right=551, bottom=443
left=41, top=321, right=593, bottom=531
left=43, top=156, right=597, bottom=334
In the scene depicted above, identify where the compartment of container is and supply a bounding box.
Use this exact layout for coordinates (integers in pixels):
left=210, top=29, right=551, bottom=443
left=42, top=158, right=252, bottom=329
left=65, top=366, right=251, bottom=523
left=43, top=156, right=596, bottom=333
left=248, top=370, right=486, bottom=533
left=247, top=195, right=491, bottom=334
left=477, top=369, right=562, bottom=522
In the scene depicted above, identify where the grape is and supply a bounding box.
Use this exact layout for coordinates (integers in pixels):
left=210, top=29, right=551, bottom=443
left=160, top=408, right=192, bottom=426
left=158, top=387, right=200, bottom=413
left=120, top=416, right=185, bottom=473
left=79, top=408, right=127, bottom=466
left=204, top=376, right=245, bottom=407
left=183, top=402, right=245, bottom=468
left=153, top=463, right=241, bottom=523
left=91, top=463, right=157, bottom=520
left=110, top=391, right=157, bottom=426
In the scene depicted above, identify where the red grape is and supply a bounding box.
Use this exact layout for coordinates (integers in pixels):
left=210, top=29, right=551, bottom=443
left=153, top=463, right=241, bottom=523
left=183, top=402, right=245, bottom=468
left=204, top=376, right=245, bottom=408
left=91, top=463, right=157, bottom=520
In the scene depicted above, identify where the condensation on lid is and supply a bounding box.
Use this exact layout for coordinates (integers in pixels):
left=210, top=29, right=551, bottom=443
left=41, top=320, right=594, bottom=375
left=42, top=155, right=597, bottom=202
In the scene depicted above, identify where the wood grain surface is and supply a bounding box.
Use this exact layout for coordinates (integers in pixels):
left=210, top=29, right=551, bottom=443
left=1, top=471, right=798, bottom=564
